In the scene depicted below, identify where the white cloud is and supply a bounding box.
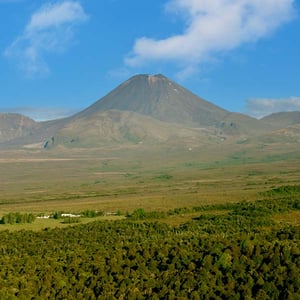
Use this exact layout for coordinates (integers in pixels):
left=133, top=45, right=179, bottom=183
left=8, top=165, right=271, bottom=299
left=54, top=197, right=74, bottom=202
left=26, top=1, right=87, bottom=32
left=125, top=0, right=295, bottom=77
left=4, top=1, right=88, bottom=76
left=246, top=97, right=300, bottom=118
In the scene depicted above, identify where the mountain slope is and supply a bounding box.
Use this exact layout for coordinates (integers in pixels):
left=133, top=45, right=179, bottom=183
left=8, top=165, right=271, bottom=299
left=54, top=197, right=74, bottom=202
left=217, top=112, right=272, bottom=136
left=45, top=110, right=224, bottom=148
left=75, top=74, right=229, bottom=127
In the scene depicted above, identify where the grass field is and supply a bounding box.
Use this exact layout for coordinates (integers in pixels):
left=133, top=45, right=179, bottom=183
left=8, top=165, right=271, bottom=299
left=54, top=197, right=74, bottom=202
left=0, top=141, right=299, bottom=230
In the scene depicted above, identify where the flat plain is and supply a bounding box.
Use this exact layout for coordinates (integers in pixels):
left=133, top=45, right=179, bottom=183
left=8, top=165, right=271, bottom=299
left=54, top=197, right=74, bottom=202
left=1, top=139, right=299, bottom=230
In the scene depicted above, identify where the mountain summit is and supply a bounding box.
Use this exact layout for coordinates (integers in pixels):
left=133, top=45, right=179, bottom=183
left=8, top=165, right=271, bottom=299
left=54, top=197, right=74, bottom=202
left=76, top=74, right=228, bottom=127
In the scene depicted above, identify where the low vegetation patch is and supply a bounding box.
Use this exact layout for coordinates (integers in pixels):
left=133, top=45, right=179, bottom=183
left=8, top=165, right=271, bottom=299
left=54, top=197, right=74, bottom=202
left=153, top=173, right=173, bottom=180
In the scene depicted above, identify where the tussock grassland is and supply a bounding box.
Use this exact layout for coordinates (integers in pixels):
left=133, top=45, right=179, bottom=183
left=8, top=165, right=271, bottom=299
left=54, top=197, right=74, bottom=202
left=0, top=142, right=299, bottom=229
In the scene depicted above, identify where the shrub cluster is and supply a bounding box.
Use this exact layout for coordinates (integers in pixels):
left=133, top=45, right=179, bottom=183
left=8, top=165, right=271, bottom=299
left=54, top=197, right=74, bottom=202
left=0, top=212, right=35, bottom=225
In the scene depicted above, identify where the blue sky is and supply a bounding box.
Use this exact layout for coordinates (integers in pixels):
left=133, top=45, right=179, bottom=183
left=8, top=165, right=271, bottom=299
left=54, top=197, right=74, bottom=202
left=0, top=0, right=300, bottom=120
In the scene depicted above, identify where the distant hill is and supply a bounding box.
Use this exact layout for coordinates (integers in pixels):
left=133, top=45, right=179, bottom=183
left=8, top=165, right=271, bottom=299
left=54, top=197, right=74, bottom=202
left=261, top=111, right=300, bottom=129
left=0, top=113, right=36, bottom=143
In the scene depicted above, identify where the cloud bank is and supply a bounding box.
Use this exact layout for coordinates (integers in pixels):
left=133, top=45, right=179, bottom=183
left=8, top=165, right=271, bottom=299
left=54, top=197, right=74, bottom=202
left=246, top=97, right=300, bottom=119
left=4, top=1, right=88, bottom=76
left=126, top=0, right=295, bottom=77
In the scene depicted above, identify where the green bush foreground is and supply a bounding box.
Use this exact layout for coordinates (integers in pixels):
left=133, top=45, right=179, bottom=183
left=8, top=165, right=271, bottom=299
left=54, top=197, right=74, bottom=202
left=0, top=186, right=299, bottom=299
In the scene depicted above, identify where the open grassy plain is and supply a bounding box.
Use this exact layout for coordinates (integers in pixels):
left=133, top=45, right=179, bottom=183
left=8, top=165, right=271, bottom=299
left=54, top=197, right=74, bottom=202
left=0, top=140, right=299, bottom=229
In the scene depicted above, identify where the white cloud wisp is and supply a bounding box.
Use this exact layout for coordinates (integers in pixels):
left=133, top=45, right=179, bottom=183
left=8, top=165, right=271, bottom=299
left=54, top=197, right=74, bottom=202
left=125, top=0, right=295, bottom=77
left=4, top=1, right=88, bottom=76
left=246, top=97, right=300, bottom=119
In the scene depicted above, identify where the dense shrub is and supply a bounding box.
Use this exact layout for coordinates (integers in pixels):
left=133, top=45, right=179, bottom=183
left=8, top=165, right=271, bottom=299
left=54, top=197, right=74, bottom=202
left=0, top=186, right=299, bottom=298
left=0, top=212, right=35, bottom=224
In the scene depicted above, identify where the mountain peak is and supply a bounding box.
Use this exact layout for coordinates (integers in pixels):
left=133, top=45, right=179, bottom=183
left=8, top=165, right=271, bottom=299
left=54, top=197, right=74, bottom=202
left=77, top=73, right=228, bottom=127
left=125, top=73, right=168, bottom=87
left=129, top=73, right=166, bottom=79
